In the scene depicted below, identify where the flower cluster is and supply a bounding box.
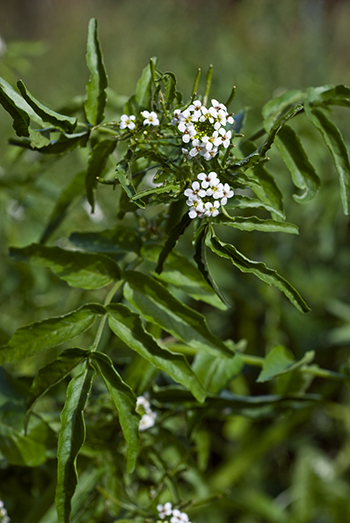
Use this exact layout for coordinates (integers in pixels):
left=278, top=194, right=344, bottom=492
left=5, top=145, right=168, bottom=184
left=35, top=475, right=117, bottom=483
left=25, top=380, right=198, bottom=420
left=0, top=501, right=10, bottom=523
left=136, top=395, right=157, bottom=431
left=172, top=99, right=234, bottom=160
left=119, top=110, right=159, bottom=130
left=184, top=171, right=233, bottom=219
left=157, top=503, right=191, bottom=523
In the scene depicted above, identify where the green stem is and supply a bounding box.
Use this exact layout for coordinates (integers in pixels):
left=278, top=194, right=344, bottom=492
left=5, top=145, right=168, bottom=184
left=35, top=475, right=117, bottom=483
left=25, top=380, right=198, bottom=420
left=203, top=64, right=213, bottom=107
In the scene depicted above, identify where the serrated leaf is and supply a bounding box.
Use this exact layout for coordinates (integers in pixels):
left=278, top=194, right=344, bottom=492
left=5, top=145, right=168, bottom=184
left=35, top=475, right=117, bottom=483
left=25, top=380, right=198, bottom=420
left=84, top=18, right=108, bottom=125
left=193, top=352, right=243, bottom=394
left=227, top=195, right=285, bottom=219
left=17, top=80, right=77, bottom=133
left=40, top=171, right=86, bottom=244
left=123, top=270, right=232, bottom=358
left=215, top=215, right=299, bottom=234
left=10, top=243, right=121, bottom=289
left=0, top=304, right=105, bottom=365
left=25, top=348, right=90, bottom=431
left=55, top=361, right=95, bottom=523
left=91, top=351, right=139, bottom=473
left=155, top=212, right=192, bottom=274
left=106, top=303, right=206, bottom=402
left=69, top=225, right=142, bottom=256
left=142, top=243, right=227, bottom=310
left=304, top=104, right=350, bottom=215
left=262, top=89, right=306, bottom=131
left=86, top=139, right=116, bottom=211
left=275, top=124, right=320, bottom=203
left=257, top=346, right=315, bottom=382
left=193, top=223, right=230, bottom=307
left=206, top=230, right=310, bottom=313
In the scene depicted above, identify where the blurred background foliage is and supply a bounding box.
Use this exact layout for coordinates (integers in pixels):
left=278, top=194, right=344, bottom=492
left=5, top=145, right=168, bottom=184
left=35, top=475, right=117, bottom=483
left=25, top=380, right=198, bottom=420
left=1, top=1, right=350, bottom=522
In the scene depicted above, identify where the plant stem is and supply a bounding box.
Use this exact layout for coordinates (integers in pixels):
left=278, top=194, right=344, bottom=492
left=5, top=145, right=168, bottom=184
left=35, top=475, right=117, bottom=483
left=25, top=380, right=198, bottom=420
left=90, top=280, right=123, bottom=352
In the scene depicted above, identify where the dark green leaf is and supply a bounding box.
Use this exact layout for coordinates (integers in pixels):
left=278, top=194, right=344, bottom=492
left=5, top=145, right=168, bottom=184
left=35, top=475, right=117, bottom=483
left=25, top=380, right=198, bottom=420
left=193, top=352, right=243, bottom=394
left=123, top=270, right=232, bottom=358
left=17, top=80, right=77, bottom=133
left=227, top=195, right=285, bottom=220
left=84, top=18, right=108, bottom=125
left=304, top=105, right=350, bottom=215
left=259, top=104, right=304, bottom=157
left=142, top=243, right=227, bottom=310
left=307, top=84, right=350, bottom=109
left=40, top=171, right=86, bottom=244
left=9, top=130, right=90, bottom=154
left=106, top=303, right=206, bottom=402
left=155, top=213, right=192, bottom=274
left=162, top=71, right=177, bottom=108
left=10, top=243, right=121, bottom=289
left=0, top=304, right=105, bottom=365
left=25, top=348, right=90, bottom=431
left=115, top=164, right=145, bottom=208
left=275, top=124, right=320, bottom=202
left=206, top=231, right=310, bottom=313
left=215, top=215, right=299, bottom=234
left=86, top=139, right=116, bottom=211
left=55, top=361, right=95, bottom=523
left=257, top=346, right=315, bottom=382
left=69, top=225, right=142, bottom=256
left=131, top=183, right=179, bottom=202
left=91, top=351, right=139, bottom=473
left=0, top=422, right=48, bottom=467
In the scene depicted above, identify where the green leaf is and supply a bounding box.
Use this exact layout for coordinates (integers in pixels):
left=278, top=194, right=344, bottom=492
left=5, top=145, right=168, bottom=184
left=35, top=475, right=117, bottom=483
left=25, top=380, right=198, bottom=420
left=10, top=243, right=121, bottom=289
left=40, top=171, right=86, bottom=244
left=0, top=304, right=105, bottom=365
left=123, top=270, right=232, bottom=358
left=84, top=18, right=108, bottom=125
left=155, top=212, right=192, bottom=274
left=86, top=139, right=116, bottom=211
left=91, top=351, right=139, bottom=473
left=0, top=76, right=44, bottom=136
left=307, top=84, right=350, bottom=109
left=206, top=231, right=310, bottom=313
left=135, top=57, right=158, bottom=108
left=115, top=163, right=145, bottom=208
left=274, top=124, right=320, bottom=202
left=0, top=422, right=48, bottom=467
left=142, top=243, right=227, bottom=310
left=25, top=348, right=90, bottom=431
left=69, top=225, right=142, bottom=257
left=262, top=89, right=306, bottom=131
left=9, top=130, right=90, bottom=154
left=215, top=215, right=299, bottom=234
left=257, top=346, right=315, bottom=382
left=17, top=80, right=77, bottom=133
left=106, top=303, right=206, bottom=402
left=55, top=361, right=95, bottom=523
left=304, top=104, right=350, bottom=215
left=227, top=195, right=285, bottom=220
left=162, top=71, right=177, bottom=108
left=131, top=183, right=179, bottom=202
left=193, top=352, right=243, bottom=394
left=193, top=223, right=230, bottom=308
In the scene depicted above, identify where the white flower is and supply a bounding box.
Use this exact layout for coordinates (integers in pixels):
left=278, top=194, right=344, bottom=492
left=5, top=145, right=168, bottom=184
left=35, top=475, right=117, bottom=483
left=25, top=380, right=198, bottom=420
left=136, top=395, right=151, bottom=414
left=119, top=114, right=136, bottom=130
left=204, top=200, right=220, bottom=217
left=214, top=128, right=232, bottom=148
left=184, top=181, right=206, bottom=201
left=209, top=182, right=224, bottom=199
left=181, top=125, right=196, bottom=143
left=221, top=183, right=234, bottom=205
left=139, top=411, right=157, bottom=431
left=157, top=503, right=173, bottom=519
left=171, top=109, right=182, bottom=125
left=189, top=139, right=206, bottom=157
left=170, top=509, right=190, bottom=523
left=211, top=98, right=227, bottom=112
left=198, top=171, right=219, bottom=189
left=141, top=110, right=159, bottom=126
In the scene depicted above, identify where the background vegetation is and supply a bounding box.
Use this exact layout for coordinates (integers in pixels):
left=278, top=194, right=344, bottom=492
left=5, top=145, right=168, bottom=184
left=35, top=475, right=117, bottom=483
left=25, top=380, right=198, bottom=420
left=1, top=1, right=350, bottom=522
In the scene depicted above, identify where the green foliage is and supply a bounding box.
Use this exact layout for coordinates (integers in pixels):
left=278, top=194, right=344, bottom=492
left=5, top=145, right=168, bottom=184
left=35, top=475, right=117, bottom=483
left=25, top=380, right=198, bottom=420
left=1, top=16, right=350, bottom=523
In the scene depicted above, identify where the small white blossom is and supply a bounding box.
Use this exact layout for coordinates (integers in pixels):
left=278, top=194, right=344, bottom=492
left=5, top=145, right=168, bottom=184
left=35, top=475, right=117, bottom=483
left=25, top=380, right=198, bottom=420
left=136, top=395, right=157, bottom=431
left=119, top=114, right=136, bottom=130
left=171, top=509, right=190, bottom=523
left=221, top=183, right=234, bottom=205
left=139, top=412, right=157, bottom=431
left=184, top=181, right=206, bottom=200
left=214, top=128, right=232, bottom=148
left=204, top=200, right=220, bottom=217
left=157, top=503, right=173, bottom=519
left=198, top=171, right=219, bottom=189
left=141, top=110, right=159, bottom=126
